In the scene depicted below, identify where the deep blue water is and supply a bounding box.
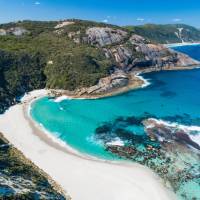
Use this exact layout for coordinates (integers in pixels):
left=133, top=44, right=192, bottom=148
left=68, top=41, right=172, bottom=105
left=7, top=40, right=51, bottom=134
left=172, top=44, right=200, bottom=61
left=30, top=44, right=200, bottom=200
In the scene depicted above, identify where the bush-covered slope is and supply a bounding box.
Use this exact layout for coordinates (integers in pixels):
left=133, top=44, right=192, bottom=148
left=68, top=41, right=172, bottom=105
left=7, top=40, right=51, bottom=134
left=0, top=20, right=199, bottom=113
left=0, top=20, right=113, bottom=112
left=0, top=50, right=46, bottom=113
left=126, top=24, right=200, bottom=44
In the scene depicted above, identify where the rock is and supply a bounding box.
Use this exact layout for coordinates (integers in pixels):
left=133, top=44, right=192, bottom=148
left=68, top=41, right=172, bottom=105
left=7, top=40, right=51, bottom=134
left=129, top=34, right=148, bottom=45
left=54, top=21, right=75, bottom=29
left=175, top=51, right=200, bottom=66
left=0, top=29, right=6, bottom=36
left=86, top=27, right=128, bottom=47
left=8, top=27, right=28, bottom=36
left=106, top=145, right=136, bottom=157
left=0, top=27, right=29, bottom=36
left=84, top=70, right=129, bottom=94
left=143, top=119, right=200, bottom=151
left=104, top=46, right=133, bottom=68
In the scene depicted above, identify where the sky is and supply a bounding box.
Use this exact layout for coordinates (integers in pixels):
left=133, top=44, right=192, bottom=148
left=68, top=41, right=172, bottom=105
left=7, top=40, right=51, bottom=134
left=0, top=0, right=200, bottom=27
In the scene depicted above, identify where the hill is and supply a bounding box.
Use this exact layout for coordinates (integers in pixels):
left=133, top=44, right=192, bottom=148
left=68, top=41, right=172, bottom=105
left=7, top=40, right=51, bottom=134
left=125, top=24, right=200, bottom=44
left=0, top=19, right=199, bottom=113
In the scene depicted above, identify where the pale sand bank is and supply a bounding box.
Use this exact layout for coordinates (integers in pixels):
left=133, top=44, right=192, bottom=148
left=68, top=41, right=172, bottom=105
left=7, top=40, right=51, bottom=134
left=0, top=90, right=176, bottom=200
left=165, top=42, right=200, bottom=48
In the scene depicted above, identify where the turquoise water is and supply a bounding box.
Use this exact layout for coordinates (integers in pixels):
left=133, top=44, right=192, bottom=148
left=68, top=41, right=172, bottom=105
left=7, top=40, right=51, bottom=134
left=30, top=44, right=200, bottom=200
left=31, top=68, right=200, bottom=159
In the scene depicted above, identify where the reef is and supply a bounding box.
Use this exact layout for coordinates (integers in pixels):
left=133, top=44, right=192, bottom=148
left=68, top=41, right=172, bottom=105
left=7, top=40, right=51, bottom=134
left=94, top=114, right=200, bottom=200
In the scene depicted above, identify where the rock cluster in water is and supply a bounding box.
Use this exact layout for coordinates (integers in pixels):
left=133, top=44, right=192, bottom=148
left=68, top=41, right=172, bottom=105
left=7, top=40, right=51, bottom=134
left=94, top=114, right=200, bottom=200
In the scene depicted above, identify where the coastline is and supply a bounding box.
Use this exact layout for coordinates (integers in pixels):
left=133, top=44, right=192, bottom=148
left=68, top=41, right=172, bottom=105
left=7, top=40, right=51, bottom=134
left=164, top=42, right=200, bottom=48
left=0, top=90, right=176, bottom=200
left=52, top=65, right=200, bottom=100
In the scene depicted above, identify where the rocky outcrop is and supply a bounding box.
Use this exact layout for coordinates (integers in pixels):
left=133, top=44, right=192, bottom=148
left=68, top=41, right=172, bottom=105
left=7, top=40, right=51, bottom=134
left=0, top=27, right=28, bottom=36
left=70, top=26, right=200, bottom=95
left=174, top=51, right=200, bottom=66
left=77, top=70, right=129, bottom=95
left=54, top=21, right=75, bottom=29
left=55, top=23, right=199, bottom=75
left=85, top=28, right=199, bottom=72
left=86, top=27, right=128, bottom=47
left=129, top=34, right=148, bottom=45
left=104, top=46, right=133, bottom=68
left=0, top=29, right=6, bottom=36
left=143, top=119, right=200, bottom=151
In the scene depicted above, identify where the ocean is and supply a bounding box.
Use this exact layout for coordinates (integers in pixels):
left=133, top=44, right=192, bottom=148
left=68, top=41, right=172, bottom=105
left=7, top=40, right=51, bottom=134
left=30, top=44, right=200, bottom=200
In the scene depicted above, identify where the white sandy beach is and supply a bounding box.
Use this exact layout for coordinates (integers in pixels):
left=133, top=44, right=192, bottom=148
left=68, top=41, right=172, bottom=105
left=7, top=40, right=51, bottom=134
left=0, top=90, right=176, bottom=200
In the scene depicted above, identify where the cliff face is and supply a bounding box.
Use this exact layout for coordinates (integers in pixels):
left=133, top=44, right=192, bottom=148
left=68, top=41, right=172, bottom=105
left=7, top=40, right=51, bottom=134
left=86, top=27, right=128, bottom=47
left=66, top=26, right=198, bottom=95
left=83, top=27, right=198, bottom=71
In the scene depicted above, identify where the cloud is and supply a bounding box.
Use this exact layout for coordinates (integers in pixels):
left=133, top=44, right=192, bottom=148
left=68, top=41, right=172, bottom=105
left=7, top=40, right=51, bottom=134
left=173, top=18, right=182, bottom=22
left=102, top=19, right=108, bottom=23
left=34, top=1, right=41, bottom=5
left=136, top=18, right=145, bottom=22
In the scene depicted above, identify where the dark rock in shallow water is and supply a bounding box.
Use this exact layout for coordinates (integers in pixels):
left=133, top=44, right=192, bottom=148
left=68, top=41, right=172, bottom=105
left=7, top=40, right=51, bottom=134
left=175, top=131, right=200, bottom=150
left=160, top=91, right=176, bottom=98
left=106, top=145, right=137, bottom=158
left=143, top=119, right=200, bottom=151
left=94, top=114, right=200, bottom=200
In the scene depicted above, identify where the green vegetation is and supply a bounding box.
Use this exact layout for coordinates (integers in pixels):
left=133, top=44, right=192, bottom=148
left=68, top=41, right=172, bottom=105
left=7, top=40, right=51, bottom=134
left=125, top=24, right=200, bottom=44
left=0, top=20, right=112, bottom=113
left=0, top=133, right=66, bottom=199
left=0, top=20, right=200, bottom=113
left=0, top=50, right=46, bottom=113
left=45, top=46, right=112, bottom=90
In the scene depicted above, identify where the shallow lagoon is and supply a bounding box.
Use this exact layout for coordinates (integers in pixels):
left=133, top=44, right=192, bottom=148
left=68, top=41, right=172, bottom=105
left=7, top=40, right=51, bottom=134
left=31, top=68, right=200, bottom=158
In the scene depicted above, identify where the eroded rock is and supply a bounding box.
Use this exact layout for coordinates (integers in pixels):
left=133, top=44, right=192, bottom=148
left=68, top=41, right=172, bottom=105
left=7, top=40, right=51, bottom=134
left=86, top=27, right=128, bottom=47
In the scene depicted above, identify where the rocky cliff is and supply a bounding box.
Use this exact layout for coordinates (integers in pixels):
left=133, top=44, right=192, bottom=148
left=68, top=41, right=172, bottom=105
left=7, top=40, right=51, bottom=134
left=63, top=25, right=198, bottom=70
left=0, top=20, right=199, bottom=100
left=59, top=24, right=199, bottom=95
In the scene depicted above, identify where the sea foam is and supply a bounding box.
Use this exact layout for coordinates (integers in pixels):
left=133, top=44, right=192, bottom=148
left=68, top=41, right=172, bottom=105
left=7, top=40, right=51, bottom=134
left=135, top=73, right=151, bottom=88
left=148, top=118, right=200, bottom=146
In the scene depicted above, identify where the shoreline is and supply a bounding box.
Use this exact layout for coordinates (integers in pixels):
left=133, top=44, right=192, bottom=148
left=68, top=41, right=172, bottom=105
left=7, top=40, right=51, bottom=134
left=0, top=89, right=176, bottom=200
left=52, top=65, right=200, bottom=100
left=164, top=42, right=200, bottom=48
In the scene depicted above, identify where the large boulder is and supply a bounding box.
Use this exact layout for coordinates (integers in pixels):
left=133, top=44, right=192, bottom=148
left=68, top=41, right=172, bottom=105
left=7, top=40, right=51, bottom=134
left=79, top=70, right=129, bottom=95
left=86, top=27, right=128, bottom=47
left=0, top=29, right=6, bottom=36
